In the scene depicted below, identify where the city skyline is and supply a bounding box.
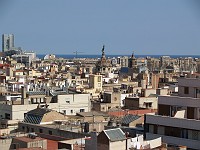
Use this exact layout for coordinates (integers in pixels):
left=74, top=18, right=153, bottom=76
left=1, top=0, right=200, bottom=55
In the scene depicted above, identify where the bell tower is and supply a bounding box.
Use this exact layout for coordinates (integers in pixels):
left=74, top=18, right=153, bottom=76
left=128, top=51, right=137, bottom=68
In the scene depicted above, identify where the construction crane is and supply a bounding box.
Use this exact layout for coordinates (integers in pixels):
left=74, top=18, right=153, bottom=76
left=73, top=51, right=84, bottom=58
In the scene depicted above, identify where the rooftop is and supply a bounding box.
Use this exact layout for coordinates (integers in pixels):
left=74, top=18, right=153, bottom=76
left=26, top=91, right=46, bottom=96
left=23, top=108, right=53, bottom=124
left=104, top=128, right=126, bottom=142
left=121, top=114, right=141, bottom=125
left=14, top=136, right=45, bottom=143
left=16, top=148, right=43, bottom=150
left=27, top=108, right=52, bottom=116
left=77, top=111, right=109, bottom=117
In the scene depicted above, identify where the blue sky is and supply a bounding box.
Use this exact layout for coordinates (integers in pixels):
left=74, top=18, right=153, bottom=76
left=1, top=0, right=200, bottom=55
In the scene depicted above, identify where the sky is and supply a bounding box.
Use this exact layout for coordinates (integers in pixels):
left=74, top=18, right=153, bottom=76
left=0, top=0, right=200, bottom=55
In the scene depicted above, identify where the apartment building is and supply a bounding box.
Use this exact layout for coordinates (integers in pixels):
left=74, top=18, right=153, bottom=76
left=145, top=77, right=200, bottom=149
left=0, top=90, right=91, bottom=121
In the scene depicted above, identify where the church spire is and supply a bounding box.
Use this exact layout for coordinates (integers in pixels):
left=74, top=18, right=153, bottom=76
left=101, top=45, right=105, bottom=58
left=131, top=51, right=135, bottom=58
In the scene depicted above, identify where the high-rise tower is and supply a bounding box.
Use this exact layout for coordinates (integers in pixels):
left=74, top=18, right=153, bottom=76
left=2, top=34, right=14, bottom=52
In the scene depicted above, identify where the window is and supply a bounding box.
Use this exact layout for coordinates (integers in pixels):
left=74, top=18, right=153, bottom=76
left=39, top=129, right=43, bottom=133
left=98, top=83, right=101, bottom=87
left=98, top=76, right=101, bottom=82
left=49, top=130, right=52, bottom=135
left=171, top=106, right=183, bottom=117
left=153, top=125, right=158, bottom=134
left=145, top=102, right=152, bottom=108
left=181, top=129, right=188, bottom=139
left=71, top=110, right=73, bottom=114
left=66, top=101, right=70, bottom=104
left=24, top=113, right=27, bottom=118
left=196, top=89, right=200, bottom=98
left=184, top=87, right=189, bottom=94
left=5, top=113, right=10, bottom=119
left=13, top=144, right=17, bottom=149
left=40, top=98, right=44, bottom=103
left=80, top=109, right=85, bottom=112
left=31, top=98, right=34, bottom=103
left=31, top=128, right=34, bottom=132
left=192, top=130, right=198, bottom=140
left=63, top=110, right=66, bottom=114
left=149, top=103, right=152, bottom=108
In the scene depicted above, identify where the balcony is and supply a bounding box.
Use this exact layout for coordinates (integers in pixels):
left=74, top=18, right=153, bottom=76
left=158, top=95, right=200, bottom=108
left=145, top=114, right=200, bottom=130
left=146, top=133, right=200, bottom=149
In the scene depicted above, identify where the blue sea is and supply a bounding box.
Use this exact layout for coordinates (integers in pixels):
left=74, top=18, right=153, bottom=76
left=37, top=54, right=200, bottom=59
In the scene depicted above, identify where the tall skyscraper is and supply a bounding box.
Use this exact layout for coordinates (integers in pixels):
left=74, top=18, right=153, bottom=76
left=2, top=34, right=14, bottom=52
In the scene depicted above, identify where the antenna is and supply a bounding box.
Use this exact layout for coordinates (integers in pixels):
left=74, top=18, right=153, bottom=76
left=73, top=51, right=84, bottom=58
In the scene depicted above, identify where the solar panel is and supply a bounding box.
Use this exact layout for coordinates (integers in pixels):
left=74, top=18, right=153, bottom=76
left=23, top=114, right=43, bottom=124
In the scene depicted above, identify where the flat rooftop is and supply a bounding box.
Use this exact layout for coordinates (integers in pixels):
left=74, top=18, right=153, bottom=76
left=14, top=136, right=45, bottom=142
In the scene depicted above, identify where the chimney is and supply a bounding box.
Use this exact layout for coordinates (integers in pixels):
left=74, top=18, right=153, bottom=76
left=21, top=86, right=27, bottom=104
left=65, top=80, right=69, bottom=94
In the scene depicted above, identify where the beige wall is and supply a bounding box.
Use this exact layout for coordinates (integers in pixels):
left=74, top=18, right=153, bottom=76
left=89, top=74, right=102, bottom=92
left=83, top=116, right=105, bottom=123
left=92, top=102, right=120, bottom=112
left=110, top=140, right=126, bottom=150
left=41, top=111, right=66, bottom=123
left=0, top=128, right=10, bottom=135
left=157, top=88, right=169, bottom=96
left=139, top=97, right=158, bottom=109
left=142, top=89, right=156, bottom=97
left=89, top=122, right=108, bottom=133
left=0, top=139, right=12, bottom=150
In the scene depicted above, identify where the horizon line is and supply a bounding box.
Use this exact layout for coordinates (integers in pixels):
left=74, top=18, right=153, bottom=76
left=37, top=54, right=200, bottom=56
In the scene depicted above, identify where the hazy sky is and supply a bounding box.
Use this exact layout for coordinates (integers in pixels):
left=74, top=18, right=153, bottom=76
left=1, top=0, right=200, bottom=55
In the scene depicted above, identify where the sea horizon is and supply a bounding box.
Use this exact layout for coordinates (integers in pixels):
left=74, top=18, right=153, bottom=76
left=37, top=54, right=200, bottom=59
